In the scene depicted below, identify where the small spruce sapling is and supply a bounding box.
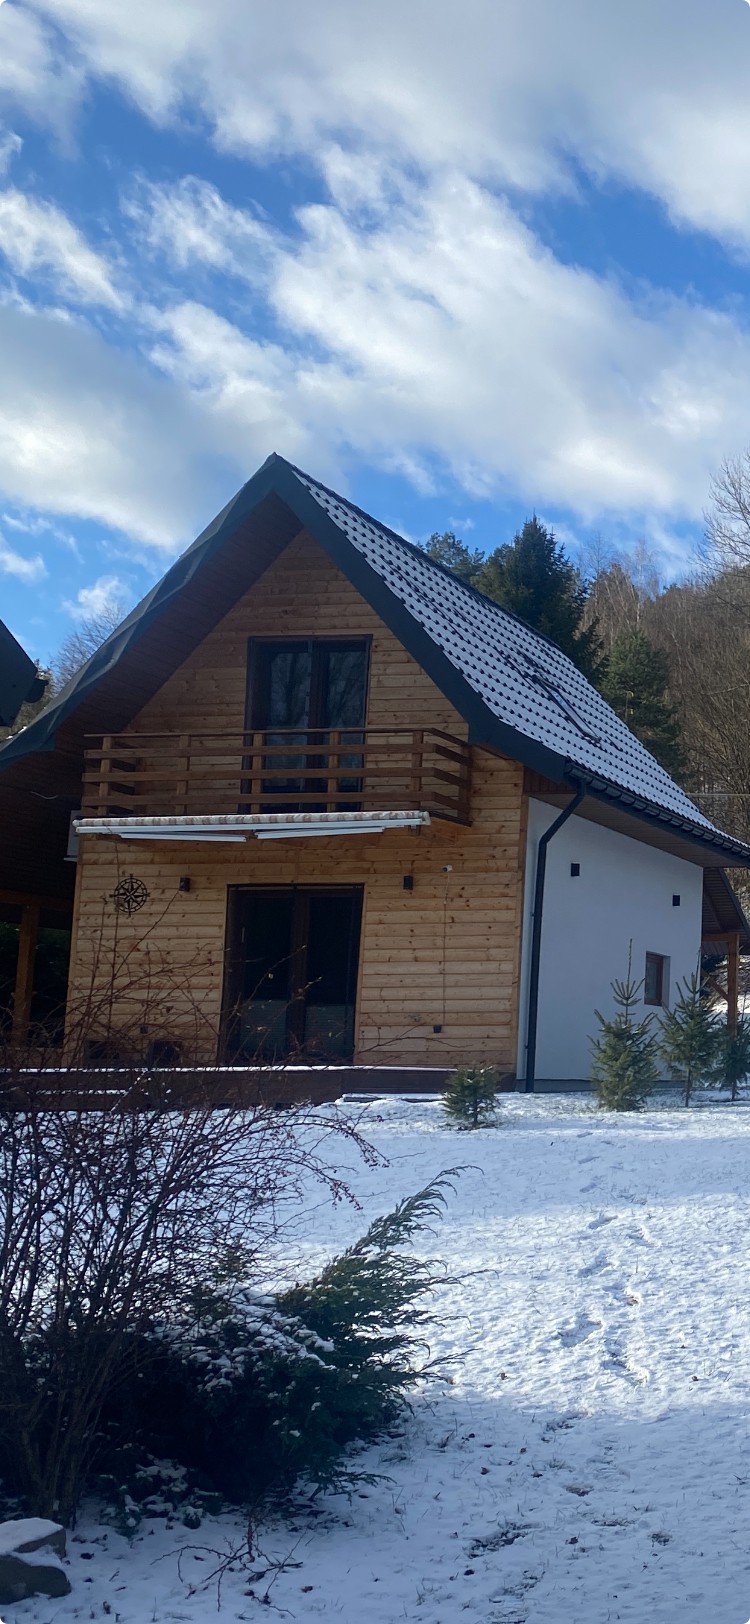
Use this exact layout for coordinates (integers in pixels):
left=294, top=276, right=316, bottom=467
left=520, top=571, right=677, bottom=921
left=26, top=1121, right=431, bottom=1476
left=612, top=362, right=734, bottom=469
left=590, top=950, right=659, bottom=1111
left=659, top=972, right=718, bottom=1107
left=711, top=1013, right=750, bottom=1101
left=442, top=1066, right=499, bottom=1129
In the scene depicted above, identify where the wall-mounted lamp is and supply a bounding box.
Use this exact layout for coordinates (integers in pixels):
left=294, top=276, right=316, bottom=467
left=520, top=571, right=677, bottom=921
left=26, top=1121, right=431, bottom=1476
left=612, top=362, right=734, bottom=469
left=179, top=876, right=191, bottom=893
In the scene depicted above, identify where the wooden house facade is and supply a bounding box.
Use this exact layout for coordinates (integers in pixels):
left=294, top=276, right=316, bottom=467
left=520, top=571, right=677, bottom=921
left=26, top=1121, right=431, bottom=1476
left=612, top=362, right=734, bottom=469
left=0, top=455, right=748, bottom=1089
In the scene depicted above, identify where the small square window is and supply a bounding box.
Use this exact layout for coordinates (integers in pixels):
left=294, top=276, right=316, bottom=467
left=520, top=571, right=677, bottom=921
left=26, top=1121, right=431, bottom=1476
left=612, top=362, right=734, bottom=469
left=644, top=951, right=667, bottom=1006
left=570, top=862, right=580, bottom=877
left=672, top=894, right=681, bottom=907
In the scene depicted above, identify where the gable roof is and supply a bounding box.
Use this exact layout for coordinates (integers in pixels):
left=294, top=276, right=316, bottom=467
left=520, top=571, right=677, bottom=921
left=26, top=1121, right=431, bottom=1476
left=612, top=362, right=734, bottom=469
left=2, top=452, right=749, bottom=867
left=0, top=620, right=41, bottom=726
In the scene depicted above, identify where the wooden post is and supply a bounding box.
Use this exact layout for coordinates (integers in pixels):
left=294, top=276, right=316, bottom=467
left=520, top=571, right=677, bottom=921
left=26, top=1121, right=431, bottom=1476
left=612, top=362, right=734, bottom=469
left=177, top=734, right=190, bottom=815
left=410, top=729, right=424, bottom=811
left=327, top=729, right=341, bottom=811
left=98, top=734, right=113, bottom=815
left=727, top=931, right=740, bottom=1036
left=12, top=901, right=40, bottom=1048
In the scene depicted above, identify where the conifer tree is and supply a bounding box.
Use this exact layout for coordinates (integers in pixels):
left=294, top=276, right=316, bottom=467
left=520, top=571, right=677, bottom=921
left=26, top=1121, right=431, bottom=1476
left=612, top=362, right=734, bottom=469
left=712, top=1015, right=750, bottom=1101
left=590, top=951, right=659, bottom=1111
left=423, top=530, right=484, bottom=584
left=600, top=628, right=684, bottom=778
left=660, top=973, right=718, bottom=1107
left=476, top=517, right=602, bottom=679
left=441, top=1066, right=499, bottom=1129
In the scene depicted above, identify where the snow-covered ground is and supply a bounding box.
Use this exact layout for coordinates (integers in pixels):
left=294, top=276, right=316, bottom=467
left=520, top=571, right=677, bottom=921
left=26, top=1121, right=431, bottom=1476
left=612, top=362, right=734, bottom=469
left=12, top=1094, right=750, bottom=1624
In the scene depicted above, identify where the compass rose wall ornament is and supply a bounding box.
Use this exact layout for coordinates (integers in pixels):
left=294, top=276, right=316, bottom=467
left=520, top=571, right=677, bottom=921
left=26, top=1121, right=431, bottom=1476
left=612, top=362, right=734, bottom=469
left=111, top=874, right=150, bottom=916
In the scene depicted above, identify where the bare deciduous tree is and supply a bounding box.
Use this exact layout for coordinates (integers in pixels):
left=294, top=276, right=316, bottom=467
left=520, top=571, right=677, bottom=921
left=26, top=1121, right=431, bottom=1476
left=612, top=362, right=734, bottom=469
left=52, top=600, right=128, bottom=691
left=704, top=452, right=750, bottom=570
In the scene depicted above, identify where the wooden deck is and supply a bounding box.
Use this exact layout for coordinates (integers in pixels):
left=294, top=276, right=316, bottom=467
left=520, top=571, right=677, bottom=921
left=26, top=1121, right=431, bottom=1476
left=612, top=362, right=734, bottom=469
left=0, top=1066, right=518, bottom=1110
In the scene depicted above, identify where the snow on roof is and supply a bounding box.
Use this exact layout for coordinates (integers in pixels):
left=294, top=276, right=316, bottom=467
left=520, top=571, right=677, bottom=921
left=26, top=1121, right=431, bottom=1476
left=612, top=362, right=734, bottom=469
left=290, top=464, right=730, bottom=846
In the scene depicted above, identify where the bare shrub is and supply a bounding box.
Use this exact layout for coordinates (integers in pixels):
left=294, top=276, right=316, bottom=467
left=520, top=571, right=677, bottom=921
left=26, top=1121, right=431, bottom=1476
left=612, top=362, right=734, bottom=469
left=0, top=1066, right=379, bottom=1521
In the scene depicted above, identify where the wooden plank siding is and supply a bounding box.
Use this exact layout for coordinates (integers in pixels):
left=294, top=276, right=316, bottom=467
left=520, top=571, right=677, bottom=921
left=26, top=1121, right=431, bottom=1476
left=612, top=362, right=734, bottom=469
left=66, top=532, right=527, bottom=1072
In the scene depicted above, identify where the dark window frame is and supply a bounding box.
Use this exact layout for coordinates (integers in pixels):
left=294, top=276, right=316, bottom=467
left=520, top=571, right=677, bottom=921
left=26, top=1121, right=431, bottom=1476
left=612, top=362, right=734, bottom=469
left=644, top=951, right=667, bottom=1007
left=245, top=635, right=372, bottom=733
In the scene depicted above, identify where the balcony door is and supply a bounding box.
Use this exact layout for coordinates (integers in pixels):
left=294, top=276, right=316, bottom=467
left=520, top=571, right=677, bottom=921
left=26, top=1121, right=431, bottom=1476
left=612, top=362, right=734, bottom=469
left=245, top=638, right=369, bottom=811
left=223, top=886, right=363, bottom=1063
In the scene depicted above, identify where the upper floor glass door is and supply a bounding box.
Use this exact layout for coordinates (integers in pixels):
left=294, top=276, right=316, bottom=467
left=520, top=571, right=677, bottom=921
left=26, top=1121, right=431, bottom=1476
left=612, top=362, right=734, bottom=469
left=246, top=638, right=369, bottom=809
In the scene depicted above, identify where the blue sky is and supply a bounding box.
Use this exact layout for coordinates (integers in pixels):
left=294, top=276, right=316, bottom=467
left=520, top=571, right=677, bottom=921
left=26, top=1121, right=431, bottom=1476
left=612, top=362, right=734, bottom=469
left=2, top=0, right=750, bottom=664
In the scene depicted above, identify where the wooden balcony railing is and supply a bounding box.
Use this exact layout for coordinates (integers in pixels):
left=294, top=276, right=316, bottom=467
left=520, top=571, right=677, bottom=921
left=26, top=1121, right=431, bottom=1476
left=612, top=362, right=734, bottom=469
left=81, top=728, right=472, bottom=824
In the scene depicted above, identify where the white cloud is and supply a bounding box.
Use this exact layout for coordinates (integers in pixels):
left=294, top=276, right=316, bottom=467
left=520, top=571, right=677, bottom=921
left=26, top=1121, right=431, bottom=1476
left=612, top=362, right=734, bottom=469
left=147, top=173, right=750, bottom=526
left=21, top=0, right=750, bottom=248
left=4, top=160, right=750, bottom=566
left=0, top=531, right=45, bottom=580
left=0, top=3, right=82, bottom=134
left=0, top=301, right=244, bottom=548
left=0, top=127, right=21, bottom=175
left=124, top=175, right=273, bottom=279
left=0, top=187, right=124, bottom=309
left=64, top=573, right=125, bottom=618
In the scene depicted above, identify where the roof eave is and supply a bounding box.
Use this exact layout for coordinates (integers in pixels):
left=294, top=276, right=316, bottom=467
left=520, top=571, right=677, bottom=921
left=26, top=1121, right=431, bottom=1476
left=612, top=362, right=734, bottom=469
left=564, top=766, right=750, bottom=867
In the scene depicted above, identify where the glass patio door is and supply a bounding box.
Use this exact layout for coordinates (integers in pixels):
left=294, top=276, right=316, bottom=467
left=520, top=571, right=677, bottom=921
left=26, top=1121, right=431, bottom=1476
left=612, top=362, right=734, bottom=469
left=223, top=886, right=363, bottom=1063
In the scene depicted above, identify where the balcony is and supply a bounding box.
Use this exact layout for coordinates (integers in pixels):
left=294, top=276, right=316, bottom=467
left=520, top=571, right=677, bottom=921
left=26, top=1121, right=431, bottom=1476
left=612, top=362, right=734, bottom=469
left=81, top=728, right=472, bottom=825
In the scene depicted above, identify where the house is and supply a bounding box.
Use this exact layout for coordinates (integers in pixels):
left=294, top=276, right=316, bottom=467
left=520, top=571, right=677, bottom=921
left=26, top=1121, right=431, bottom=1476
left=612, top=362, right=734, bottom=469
left=0, top=620, right=45, bottom=728
left=0, top=453, right=748, bottom=1090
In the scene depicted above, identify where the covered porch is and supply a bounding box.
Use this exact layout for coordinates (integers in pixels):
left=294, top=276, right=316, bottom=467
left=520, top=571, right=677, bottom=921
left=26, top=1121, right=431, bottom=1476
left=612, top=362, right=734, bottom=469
left=0, top=747, right=77, bottom=1056
left=702, top=869, right=750, bottom=1035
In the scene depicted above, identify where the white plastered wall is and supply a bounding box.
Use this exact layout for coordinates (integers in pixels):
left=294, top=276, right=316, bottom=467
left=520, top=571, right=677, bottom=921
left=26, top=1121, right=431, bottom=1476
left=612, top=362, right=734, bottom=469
left=516, top=799, right=705, bottom=1083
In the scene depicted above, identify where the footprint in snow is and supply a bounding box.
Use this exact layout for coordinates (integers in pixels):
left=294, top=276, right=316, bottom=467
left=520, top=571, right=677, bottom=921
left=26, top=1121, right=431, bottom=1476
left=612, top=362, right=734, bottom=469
left=578, top=1250, right=611, bottom=1278
left=557, top=1312, right=603, bottom=1347
left=588, top=1213, right=616, bottom=1230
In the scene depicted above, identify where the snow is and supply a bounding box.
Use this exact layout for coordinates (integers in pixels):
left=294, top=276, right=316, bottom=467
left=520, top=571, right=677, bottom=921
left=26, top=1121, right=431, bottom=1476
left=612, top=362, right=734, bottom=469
left=11, top=1551, right=65, bottom=1573
left=11, top=1094, right=750, bottom=1624
left=0, top=1520, right=63, bottom=1556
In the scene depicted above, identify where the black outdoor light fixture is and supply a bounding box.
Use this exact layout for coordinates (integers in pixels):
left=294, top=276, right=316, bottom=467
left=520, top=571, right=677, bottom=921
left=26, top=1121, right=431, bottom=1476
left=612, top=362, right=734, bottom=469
left=179, top=876, right=191, bottom=893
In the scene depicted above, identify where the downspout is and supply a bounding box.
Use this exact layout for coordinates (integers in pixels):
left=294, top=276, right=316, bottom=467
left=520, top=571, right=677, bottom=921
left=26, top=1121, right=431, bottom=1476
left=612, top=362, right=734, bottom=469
left=524, top=787, right=585, bottom=1093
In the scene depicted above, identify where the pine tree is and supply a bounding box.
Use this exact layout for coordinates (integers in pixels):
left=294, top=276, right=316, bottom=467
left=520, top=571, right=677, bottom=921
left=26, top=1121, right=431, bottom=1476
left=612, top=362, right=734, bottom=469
left=590, top=952, right=659, bottom=1111
left=423, top=530, right=484, bottom=584
left=441, top=1066, right=499, bottom=1129
left=476, top=517, right=602, bottom=679
left=712, top=1015, right=750, bottom=1101
left=600, top=629, right=684, bottom=778
left=660, top=973, right=718, bottom=1107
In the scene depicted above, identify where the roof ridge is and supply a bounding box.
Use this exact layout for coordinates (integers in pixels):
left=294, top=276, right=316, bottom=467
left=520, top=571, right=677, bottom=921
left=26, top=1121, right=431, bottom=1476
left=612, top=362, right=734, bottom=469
left=279, top=455, right=583, bottom=664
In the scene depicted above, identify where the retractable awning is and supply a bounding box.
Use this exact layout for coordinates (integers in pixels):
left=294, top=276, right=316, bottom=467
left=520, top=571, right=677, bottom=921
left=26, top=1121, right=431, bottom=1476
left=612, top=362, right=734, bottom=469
left=74, top=810, right=431, bottom=842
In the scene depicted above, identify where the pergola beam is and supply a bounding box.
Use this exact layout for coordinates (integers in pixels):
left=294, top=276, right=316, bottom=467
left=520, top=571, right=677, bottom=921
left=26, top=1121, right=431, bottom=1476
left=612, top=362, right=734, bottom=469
left=0, top=889, right=71, bottom=915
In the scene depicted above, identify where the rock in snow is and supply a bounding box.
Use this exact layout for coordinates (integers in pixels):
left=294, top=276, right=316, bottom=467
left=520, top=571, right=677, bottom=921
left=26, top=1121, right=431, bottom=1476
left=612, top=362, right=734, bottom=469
left=0, top=1518, right=70, bottom=1603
